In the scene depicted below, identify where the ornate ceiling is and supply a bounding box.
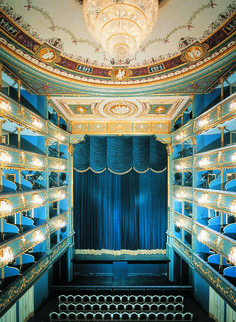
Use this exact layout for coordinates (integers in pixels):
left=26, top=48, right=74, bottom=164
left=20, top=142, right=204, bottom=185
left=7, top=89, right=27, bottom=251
left=0, top=0, right=235, bottom=133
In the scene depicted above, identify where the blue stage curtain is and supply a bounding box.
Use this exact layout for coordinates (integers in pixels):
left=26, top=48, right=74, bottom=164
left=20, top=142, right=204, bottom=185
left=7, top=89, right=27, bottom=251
left=74, top=169, right=167, bottom=250
left=74, top=136, right=167, bottom=174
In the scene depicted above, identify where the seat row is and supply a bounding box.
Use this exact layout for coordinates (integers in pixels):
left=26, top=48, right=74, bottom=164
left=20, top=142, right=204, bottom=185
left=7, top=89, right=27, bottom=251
left=58, top=302, right=184, bottom=313
left=50, top=311, right=193, bottom=322
left=59, top=294, right=184, bottom=304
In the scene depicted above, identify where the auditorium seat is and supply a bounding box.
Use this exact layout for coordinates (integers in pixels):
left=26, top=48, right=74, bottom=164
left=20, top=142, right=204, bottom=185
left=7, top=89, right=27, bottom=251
left=175, top=304, right=184, bottom=312
left=59, top=312, right=67, bottom=320
left=59, top=295, right=67, bottom=304
left=144, top=295, right=152, bottom=303
left=130, top=312, right=138, bottom=320
left=95, top=312, right=103, bottom=320
left=137, top=295, right=144, bottom=303
left=121, top=312, right=129, bottom=320
left=86, top=312, right=94, bottom=321
left=122, top=295, right=128, bottom=303
left=134, top=303, right=141, bottom=311
left=67, top=295, right=74, bottom=303
left=77, top=303, right=83, bottom=311
left=106, top=295, right=113, bottom=303
left=153, top=295, right=160, bottom=303
left=175, top=295, right=184, bottom=303
left=84, top=303, right=91, bottom=311
left=114, top=295, right=121, bottom=303
left=49, top=312, right=59, bottom=322
left=156, top=312, right=165, bottom=320
left=148, top=312, right=156, bottom=320
left=105, top=313, right=112, bottom=320
left=113, top=313, right=120, bottom=321
left=140, top=313, right=147, bottom=321
left=151, top=303, right=158, bottom=311
left=160, top=295, right=167, bottom=303
left=91, top=295, right=97, bottom=303
left=93, top=303, right=100, bottom=311
left=58, top=303, right=67, bottom=312
left=83, top=295, right=90, bottom=302
left=68, top=312, right=76, bottom=320
left=183, top=312, right=193, bottom=321
left=110, top=304, right=116, bottom=311
left=130, top=295, right=136, bottom=303
left=166, top=312, right=174, bottom=320
left=143, top=304, right=149, bottom=311
left=77, top=313, right=85, bottom=320
left=68, top=303, right=76, bottom=312
left=175, top=313, right=183, bottom=321
left=75, top=295, right=83, bottom=303
left=167, top=303, right=175, bottom=311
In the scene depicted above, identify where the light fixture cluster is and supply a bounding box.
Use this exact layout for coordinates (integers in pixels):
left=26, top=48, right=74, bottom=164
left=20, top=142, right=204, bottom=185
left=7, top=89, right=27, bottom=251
left=198, top=156, right=209, bottom=167
left=176, top=132, right=184, bottom=141
left=197, top=229, right=209, bottom=243
left=230, top=200, right=236, bottom=213
left=57, top=218, right=66, bottom=229
left=176, top=190, right=186, bottom=200
left=198, top=193, right=209, bottom=205
left=83, top=0, right=159, bottom=59
left=0, top=150, right=12, bottom=163
left=198, top=118, right=209, bottom=127
left=56, top=162, right=66, bottom=171
left=175, top=218, right=184, bottom=228
left=32, top=117, right=43, bottom=129
left=230, top=99, right=236, bottom=111
left=0, top=246, right=14, bottom=264
left=32, top=194, right=43, bottom=205
left=0, top=199, right=12, bottom=214
left=33, top=230, right=45, bottom=243
left=176, top=162, right=185, bottom=170
left=0, top=98, right=11, bottom=112
left=231, top=152, right=236, bottom=162
left=229, top=247, right=236, bottom=266
left=56, top=133, right=65, bottom=142
left=32, top=157, right=43, bottom=168
left=55, top=191, right=66, bottom=200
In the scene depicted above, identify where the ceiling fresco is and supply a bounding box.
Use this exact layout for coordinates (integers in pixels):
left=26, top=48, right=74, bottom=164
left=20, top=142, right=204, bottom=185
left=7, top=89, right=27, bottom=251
left=0, top=0, right=235, bottom=68
left=0, top=0, right=235, bottom=93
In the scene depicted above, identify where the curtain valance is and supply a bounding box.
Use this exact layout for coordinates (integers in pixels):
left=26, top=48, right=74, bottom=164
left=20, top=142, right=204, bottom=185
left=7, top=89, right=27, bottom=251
left=74, top=136, right=167, bottom=174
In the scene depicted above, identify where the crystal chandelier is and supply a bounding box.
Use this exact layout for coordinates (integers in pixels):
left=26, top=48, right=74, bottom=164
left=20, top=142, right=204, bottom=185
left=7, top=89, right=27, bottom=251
left=83, top=0, right=159, bottom=59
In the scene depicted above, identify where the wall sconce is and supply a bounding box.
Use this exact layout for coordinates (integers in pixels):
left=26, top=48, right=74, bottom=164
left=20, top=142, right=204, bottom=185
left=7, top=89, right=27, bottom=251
left=199, top=156, right=209, bottom=166
left=198, top=118, right=209, bottom=127
left=198, top=193, right=209, bottom=205
left=0, top=246, right=14, bottom=264
left=176, top=218, right=184, bottom=228
left=0, top=150, right=12, bottom=163
left=32, top=117, right=43, bottom=129
left=230, top=99, right=236, bottom=111
left=32, top=194, right=43, bottom=205
left=230, top=200, right=236, bottom=213
left=228, top=247, right=236, bottom=265
left=0, top=199, right=12, bottom=214
left=176, top=190, right=186, bottom=200
left=197, top=230, right=209, bottom=243
left=32, top=157, right=43, bottom=167
left=56, top=133, right=65, bottom=142
left=0, top=98, right=11, bottom=112
left=231, top=152, right=236, bottom=162
left=33, top=230, right=45, bottom=243
left=57, top=219, right=66, bottom=229
left=176, top=132, right=184, bottom=141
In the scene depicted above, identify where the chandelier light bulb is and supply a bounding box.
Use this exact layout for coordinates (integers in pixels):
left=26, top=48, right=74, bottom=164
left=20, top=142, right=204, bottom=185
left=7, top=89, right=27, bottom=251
left=83, top=0, right=159, bottom=59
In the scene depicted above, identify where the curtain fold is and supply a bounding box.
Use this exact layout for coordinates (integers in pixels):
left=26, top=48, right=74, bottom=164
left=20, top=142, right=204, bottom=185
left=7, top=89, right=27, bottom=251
left=74, top=169, right=167, bottom=250
left=74, top=136, right=167, bottom=174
